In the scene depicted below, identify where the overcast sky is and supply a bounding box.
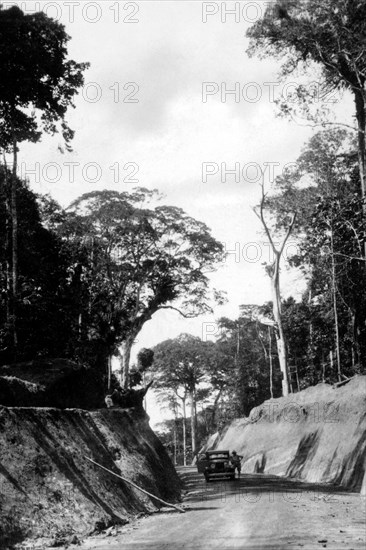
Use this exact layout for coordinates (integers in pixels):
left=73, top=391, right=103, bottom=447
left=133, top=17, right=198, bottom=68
left=10, top=1, right=355, bottom=425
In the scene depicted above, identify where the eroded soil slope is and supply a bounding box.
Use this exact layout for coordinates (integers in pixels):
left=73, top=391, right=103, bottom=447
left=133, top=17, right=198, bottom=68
left=0, top=407, right=181, bottom=548
left=208, top=376, right=366, bottom=494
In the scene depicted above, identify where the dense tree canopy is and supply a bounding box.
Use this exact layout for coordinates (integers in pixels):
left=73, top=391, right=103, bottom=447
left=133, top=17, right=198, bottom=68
left=0, top=170, right=73, bottom=363
left=0, top=5, right=89, bottom=151
left=0, top=4, right=88, bottom=359
left=58, top=189, right=226, bottom=386
left=152, top=334, right=216, bottom=457
left=247, top=0, right=366, bottom=239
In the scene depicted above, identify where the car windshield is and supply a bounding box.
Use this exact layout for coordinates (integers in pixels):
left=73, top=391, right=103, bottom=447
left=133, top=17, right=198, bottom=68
left=208, top=453, right=229, bottom=459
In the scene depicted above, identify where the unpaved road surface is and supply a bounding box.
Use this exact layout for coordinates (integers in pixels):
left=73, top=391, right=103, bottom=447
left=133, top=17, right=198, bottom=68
left=75, top=468, right=365, bottom=550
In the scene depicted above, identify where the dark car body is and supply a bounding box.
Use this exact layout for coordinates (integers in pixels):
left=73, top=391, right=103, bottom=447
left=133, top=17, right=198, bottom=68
left=196, top=450, right=235, bottom=481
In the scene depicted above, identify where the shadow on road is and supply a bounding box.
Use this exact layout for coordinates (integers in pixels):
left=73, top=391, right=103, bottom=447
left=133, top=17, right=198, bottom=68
left=177, top=466, right=354, bottom=506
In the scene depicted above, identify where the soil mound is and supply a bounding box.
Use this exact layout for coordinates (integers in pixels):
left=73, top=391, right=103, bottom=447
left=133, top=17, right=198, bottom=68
left=0, top=406, right=181, bottom=548
left=0, top=359, right=105, bottom=409
left=206, top=376, right=366, bottom=494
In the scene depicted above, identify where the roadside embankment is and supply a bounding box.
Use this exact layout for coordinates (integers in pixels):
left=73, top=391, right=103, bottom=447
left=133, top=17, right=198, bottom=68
left=0, top=406, right=181, bottom=548
left=207, top=376, right=366, bottom=494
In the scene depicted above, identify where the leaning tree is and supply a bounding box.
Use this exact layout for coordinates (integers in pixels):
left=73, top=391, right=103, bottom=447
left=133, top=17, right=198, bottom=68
left=63, top=189, right=226, bottom=388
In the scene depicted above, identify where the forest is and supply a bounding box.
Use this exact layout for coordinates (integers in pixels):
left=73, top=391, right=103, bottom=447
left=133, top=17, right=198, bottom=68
left=0, top=2, right=365, bottom=464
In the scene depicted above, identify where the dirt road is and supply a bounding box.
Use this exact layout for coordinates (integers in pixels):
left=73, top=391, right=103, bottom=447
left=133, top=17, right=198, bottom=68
left=75, top=468, right=365, bottom=550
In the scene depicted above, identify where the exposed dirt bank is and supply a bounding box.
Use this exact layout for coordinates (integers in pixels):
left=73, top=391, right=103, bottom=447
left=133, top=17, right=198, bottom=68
left=0, top=406, right=181, bottom=549
left=206, top=376, right=366, bottom=495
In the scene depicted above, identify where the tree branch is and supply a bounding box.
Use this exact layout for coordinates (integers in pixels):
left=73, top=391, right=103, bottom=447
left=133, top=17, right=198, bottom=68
left=253, top=183, right=276, bottom=251
left=159, top=305, right=199, bottom=318
left=278, top=213, right=297, bottom=257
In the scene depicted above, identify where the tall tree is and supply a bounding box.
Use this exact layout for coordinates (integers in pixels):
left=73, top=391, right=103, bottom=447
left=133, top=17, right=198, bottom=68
left=247, top=0, right=366, bottom=254
left=155, top=382, right=188, bottom=465
left=0, top=5, right=88, bottom=355
left=64, top=189, right=226, bottom=387
left=266, top=129, right=366, bottom=378
left=253, top=185, right=296, bottom=396
left=152, top=334, right=215, bottom=459
left=214, top=311, right=283, bottom=417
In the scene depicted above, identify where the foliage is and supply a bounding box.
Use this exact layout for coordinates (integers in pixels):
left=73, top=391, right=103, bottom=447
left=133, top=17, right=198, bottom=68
left=246, top=0, right=366, bottom=223
left=0, top=5, right=89, bottom=152
left=152, top=333, right=218, bottom=457
left=62, top=189, right=226, bottom=384
left=129, top=348, right=154, bottom=387
left=153, top=334, right=213, bottom=391
left=0, top=4, right=88, bottom=360
left=267, top=130, right=366, bottom=379
left=0, top=169, right=74, bottom=363
left=246, top=0, right=366, bottom=116
left=152, top=322, right=283, bottom=457
left=137, top=348, right=155, bottom=371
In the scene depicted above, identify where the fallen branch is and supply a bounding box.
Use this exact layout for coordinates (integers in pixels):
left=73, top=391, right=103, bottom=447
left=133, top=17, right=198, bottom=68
left=332, top=375, right=355, bottom=389
left=84, top=456, right=185, bottom=513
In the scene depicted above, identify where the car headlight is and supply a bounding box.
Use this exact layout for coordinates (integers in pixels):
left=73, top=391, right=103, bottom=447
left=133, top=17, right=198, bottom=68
left=224, top=461, right=230, bottom=467
left=210, top=463, right=215, bottom=469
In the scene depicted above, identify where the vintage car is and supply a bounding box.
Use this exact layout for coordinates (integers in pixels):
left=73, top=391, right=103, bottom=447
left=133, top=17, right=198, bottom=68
left=196, top=450, right=236, bottom=482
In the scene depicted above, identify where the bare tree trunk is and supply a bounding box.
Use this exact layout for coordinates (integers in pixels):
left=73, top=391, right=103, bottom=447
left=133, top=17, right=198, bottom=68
left=308, top=290, right=315, bottom=378
left=190, top=389, right=197, bottom=459
left=173, top=420, right=177, bottom=466
left=330, top=225, right=342, bottom=382
left=294, top=358, right=300, bottom=392
left=1, top=157, right=11, bottom=327
left=107, top=355, right=112, bottom=391
left=351, top=311, right=360, bottom=368
left=268, top=327, right=273, bottom=399
left=254, top=188, right=296, bottom=397
left=329, top=349, right=334, bottom=376
left=143, top=372, right=147, bottom=410
left=211, top=387, right=223, bottom=431
left=182, top=397, right=187, bottom=466
left=354, top=89, right=366, bottom=260
left=121, top=338, right=133, bottom=389
left=354, top=90, right=366, bottom=201
left=270, top=252, right=290, bottom=396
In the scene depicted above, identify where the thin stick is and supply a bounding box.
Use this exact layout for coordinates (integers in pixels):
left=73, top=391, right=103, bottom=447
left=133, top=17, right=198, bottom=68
left=84, top=456, right=185, bottom=513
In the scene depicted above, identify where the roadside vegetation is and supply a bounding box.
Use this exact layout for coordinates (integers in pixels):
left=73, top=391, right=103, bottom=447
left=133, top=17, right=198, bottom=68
left=151, top=0, right=366, bottom=462
left=0, top=2, right=365, bottom=464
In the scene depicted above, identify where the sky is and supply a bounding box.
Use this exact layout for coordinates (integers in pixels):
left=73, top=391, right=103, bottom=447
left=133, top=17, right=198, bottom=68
left=7, top=1, right=355, bottom=426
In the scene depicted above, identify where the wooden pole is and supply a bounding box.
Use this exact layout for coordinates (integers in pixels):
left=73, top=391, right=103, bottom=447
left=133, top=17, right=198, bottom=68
left=84, top=456, right=185, bottom=513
